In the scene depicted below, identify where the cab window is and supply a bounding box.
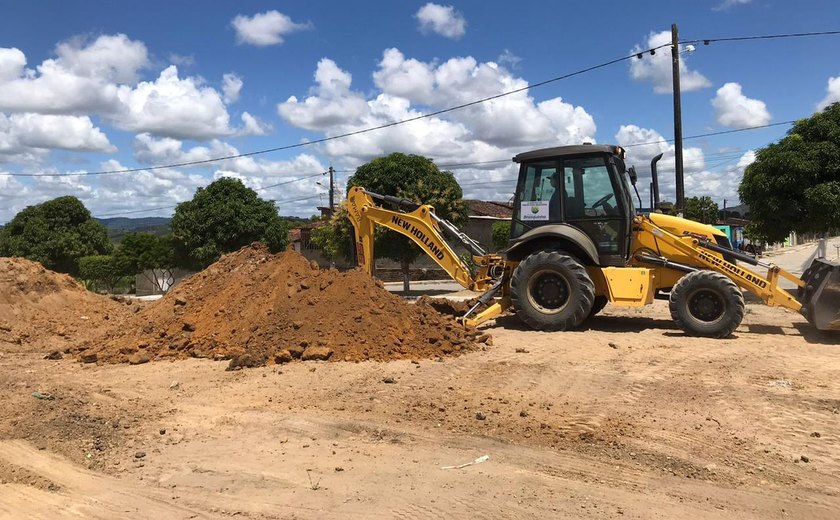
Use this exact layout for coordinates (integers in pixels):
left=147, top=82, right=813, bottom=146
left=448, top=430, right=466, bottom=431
left=511, top=161, right=559, bottom=237
left=563, top=157, right=620, bottom=219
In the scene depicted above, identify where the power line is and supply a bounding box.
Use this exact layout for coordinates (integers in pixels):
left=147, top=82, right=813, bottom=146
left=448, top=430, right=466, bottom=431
left=335, top=149, right=747, bottom=180
left=683, top=29, right=840, bottom=45
left=457, top=153, right=745, bottom=189
left=333, top=158, right=513, bottom=174
left=269, top=193, right=325, bottom=204
left=95, top=205, right=178, bottom=218
left=623, top=121, right=796, bottom=148
left=254, top=171, right=326, bottom=191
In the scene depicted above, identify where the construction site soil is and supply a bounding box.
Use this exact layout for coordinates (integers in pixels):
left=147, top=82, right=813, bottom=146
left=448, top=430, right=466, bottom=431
left=0, top=257, right=131, bottom=354
left=81, top=244, right=484, bottom=367
left=2, top=241, right=840, bottom=519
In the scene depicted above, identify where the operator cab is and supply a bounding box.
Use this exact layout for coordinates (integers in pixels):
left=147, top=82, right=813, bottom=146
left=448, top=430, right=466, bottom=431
left=509, top=144, right=635, bottom=267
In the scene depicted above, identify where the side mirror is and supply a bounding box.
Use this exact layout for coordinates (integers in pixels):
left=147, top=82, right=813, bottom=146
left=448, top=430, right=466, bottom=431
left=628, top=165, right=638, bottom=185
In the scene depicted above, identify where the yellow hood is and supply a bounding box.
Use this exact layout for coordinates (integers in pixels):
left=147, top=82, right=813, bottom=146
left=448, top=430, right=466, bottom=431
left=647, top=213, right=726, bottom=241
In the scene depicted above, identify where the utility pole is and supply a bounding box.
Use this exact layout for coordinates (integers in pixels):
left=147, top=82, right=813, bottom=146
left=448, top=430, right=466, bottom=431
left=328, top=165, right=335, bottom=215
left=671, top=23, right=685, bottom=215
left=723, top=199, right=727, bottom=223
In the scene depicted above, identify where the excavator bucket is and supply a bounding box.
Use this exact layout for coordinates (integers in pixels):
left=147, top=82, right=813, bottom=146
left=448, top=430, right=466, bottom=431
left=798, top=258, right=840, bottom=331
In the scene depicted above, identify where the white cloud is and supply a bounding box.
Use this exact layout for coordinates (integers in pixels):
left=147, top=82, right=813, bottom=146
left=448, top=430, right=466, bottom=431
left=31, top=170, right=96, bottom=198
left=0, top=55, right=120, bottom=115
left=616, top=124, right=704, bottom=204
left=278, top=49, right=595, bottom=172
left=222, top=73, right=243, bottom=103
left=278, top=58, right=369, bottom=131
left=0, top=36, right=238, bottom=143
left=89, top=159, right=204, bottom=215
left=239, top=112, right=272, bottom=136
left=713, top=0, right=752, bottom=11
left=0, top=174, right=29, bottom=212
left=629, top=31, right=711, bottom=94
left=0, top=34, right=149, bottom=115
left=817, top=75, right=840, bottom=111
left=280, top=50, right=596, bottom=171
left=372, top=49, right=436, bottom=104
left=132, top=133, right=323, bottom=178
left=0, top=48, right=26, bottom=82
left=712, top=82, right=771, bottom=128
left=0, top=113, right=115, bottom=155
left=114, top=66, right=233, bottom=139
left=681, top=150, right=755, bottom=206
left=127, top=135, right=329, bottom=215
left=615, top=124, right=755, bottom=207
left=231, top=10, right=311, bottom=46
left=0, top=161, right=204, bottom=223
left=416, top=3, right=466, bottom=39
left=10, top=114, right=114, bottom=152
left=55, top=34, right=149, bottom=84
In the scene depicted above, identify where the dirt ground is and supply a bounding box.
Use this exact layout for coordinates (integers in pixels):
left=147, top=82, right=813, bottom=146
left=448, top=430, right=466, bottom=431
left=2, top=298, right=839, bottom=519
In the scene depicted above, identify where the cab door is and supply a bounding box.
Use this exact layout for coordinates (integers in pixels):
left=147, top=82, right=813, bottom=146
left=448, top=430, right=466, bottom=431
left=561, top=155, right=630, bottom=266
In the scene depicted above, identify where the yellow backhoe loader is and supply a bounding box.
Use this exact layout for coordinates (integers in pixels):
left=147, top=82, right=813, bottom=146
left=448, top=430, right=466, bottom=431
left=345, top=144, right=840, bottom=337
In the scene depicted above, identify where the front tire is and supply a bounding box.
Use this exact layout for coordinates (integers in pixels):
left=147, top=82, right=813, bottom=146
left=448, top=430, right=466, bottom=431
left=510, top=251, right=595, bottom=331
left=669, top=270, right=744, bottom=338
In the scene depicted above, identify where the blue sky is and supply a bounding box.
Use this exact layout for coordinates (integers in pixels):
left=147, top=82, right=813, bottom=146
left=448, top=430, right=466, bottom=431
left=1, top=0, right=839, bottom=222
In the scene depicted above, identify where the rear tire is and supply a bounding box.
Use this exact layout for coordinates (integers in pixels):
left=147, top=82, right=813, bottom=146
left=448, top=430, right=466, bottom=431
left=510, top=251, right=595, bottom=331
left=669, top=270, right=744, bottom=338
left=589, top=296, right=608, bottom=318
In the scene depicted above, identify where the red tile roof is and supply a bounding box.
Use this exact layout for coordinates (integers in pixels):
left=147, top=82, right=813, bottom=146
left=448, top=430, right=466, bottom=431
left=464, top=199, right=513, bottom=218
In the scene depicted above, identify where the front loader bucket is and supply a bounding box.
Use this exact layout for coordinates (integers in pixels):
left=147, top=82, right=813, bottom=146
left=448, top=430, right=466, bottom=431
left=798, top=258, right=840, bottom=331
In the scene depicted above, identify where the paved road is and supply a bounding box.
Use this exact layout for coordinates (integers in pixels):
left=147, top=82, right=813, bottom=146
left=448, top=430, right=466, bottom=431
left=762, top=237, right=840, bottom=289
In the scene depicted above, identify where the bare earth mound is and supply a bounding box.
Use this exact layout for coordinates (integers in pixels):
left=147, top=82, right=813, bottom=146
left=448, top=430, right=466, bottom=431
left=87, top=244, right=485, bottom=367
left=0, top=257, right=131, bottom=352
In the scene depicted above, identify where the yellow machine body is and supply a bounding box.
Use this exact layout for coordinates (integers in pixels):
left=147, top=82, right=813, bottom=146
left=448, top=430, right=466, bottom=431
left=346, top=181, right=839, bottom=332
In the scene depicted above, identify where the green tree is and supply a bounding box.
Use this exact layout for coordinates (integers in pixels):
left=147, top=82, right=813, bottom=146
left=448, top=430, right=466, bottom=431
left=0, top=196, right=111, bottom=276
left=491, top=220, right=511, bottom=251
left=171, top=177, right=288, bottom=270
left=739, top=103, right=840, bottom=243
left=115, top=233, right=177, bottom=293
left=263, top=218, right=292, bottom=253
left=313, top=153, right=468, bottom=292
left=683, top=196, right=720, bottom=225
left=311, top=214, right=353, bottom=261
left=78, top=255, right=125, bottom=293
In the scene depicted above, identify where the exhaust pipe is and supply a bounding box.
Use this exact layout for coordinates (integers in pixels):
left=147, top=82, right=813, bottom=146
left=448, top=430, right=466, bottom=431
left=650, top=153, right=663, bottom=209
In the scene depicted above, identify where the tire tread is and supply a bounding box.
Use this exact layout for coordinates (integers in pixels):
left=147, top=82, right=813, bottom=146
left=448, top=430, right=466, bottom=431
left=510, top=251, right=595, bottom=331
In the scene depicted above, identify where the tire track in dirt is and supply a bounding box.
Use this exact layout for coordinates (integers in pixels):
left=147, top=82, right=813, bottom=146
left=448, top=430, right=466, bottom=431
left=0, top=440, right=203, bottom=520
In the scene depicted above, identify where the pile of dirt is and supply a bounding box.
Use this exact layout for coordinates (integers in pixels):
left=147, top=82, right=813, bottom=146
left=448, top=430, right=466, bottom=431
left=87, top=244, right=487, bottom=367
left=0, top=257, right=132, bottom=352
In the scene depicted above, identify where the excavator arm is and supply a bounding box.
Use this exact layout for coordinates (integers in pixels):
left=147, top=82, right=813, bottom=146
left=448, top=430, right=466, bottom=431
left=345, top=186, right=502, bottom=292
left=636, top=215, right=840, bottom=330
left=636, top=217, right=802, bottom=310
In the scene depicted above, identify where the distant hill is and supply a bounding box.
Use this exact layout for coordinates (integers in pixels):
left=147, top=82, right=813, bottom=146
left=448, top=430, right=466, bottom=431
left=96, top=217, right=172, bottom=243
left=96, top=217, right=172, bottom=231
left=96, top=215, right=316, bottom=243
